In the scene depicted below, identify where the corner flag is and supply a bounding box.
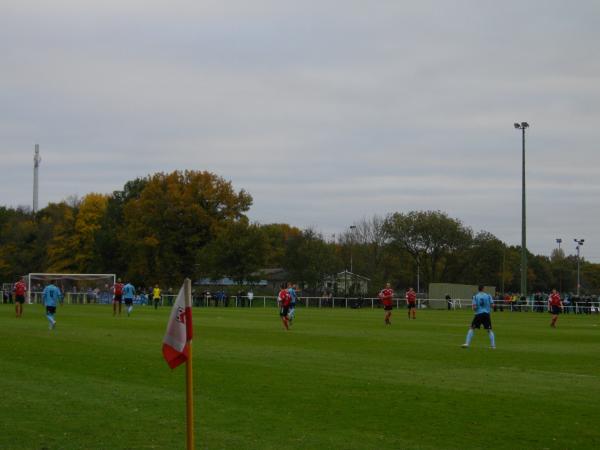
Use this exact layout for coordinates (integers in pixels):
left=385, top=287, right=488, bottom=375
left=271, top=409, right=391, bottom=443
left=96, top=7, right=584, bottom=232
left=162, top=281, right=193, bottom=369
left=162, top=279, right=195, bottom=450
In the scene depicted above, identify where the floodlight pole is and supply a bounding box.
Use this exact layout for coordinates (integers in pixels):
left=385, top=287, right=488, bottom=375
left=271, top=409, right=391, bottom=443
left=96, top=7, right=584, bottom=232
left=501, top=247, right=505, bottom=294
left=556, top=238, right=562, bottom=292
left=574, top=239, right=584, bottom=296
left=349, top=225, right=356, bottom=273
left=416, top=257, right=420, bottom=294
left=33, top=144, right=41, bottom=213
left=514, top=122, right=529, bottom=298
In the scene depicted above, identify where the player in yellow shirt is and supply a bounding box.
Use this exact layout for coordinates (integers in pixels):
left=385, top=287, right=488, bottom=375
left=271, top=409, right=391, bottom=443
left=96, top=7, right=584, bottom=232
left=152, top=285, right=162, bottom=309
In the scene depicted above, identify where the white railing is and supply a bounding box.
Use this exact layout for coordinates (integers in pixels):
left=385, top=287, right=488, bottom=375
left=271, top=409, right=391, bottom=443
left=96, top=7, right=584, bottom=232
left=161, top=296, right=470, bottom=310
left=15, top=291, right=600, bottom=314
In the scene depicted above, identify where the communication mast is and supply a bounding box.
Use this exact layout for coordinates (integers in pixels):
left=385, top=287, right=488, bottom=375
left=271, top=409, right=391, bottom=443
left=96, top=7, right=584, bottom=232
left=33, top=144, right=41, bottom=213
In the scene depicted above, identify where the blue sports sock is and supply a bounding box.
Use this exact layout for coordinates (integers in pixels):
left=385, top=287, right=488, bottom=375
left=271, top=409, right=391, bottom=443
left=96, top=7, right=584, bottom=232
left=465, top=329, right=474, bottom=345
left=489, top=331, right=496, bottom=347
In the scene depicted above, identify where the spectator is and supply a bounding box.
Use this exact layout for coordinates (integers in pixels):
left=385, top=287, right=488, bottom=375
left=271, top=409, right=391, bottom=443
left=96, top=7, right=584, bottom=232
left=152, top=284, right=162, bottom=309
left=563, top=294, right=571, bottom=314
left=446, top=294, right=452, bottom=310
left=215, top=290, right=225, bottom=307
left=223, top=291, right=230, bottom=307
left=247, top=290, right=254, bottom=307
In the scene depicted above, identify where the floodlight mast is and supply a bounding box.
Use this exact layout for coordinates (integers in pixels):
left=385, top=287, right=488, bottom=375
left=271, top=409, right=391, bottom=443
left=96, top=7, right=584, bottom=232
left=514, top=122, right=529, bottom=298
left=349, top=225, right=356, bottom=273
left=574, top=239, right=584, bottom=296
left=33, top=144, right=41, bottom=213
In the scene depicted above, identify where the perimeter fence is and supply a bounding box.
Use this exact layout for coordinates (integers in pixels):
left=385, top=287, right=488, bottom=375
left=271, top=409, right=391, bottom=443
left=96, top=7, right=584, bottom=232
left=2, top=290, right=599, bottom=314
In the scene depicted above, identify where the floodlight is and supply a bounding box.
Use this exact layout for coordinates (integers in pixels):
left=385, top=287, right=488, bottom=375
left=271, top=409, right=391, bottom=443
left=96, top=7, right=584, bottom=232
left=521, top=122, right=529, bottom=128
left=514, top=123, right=520, bottom=128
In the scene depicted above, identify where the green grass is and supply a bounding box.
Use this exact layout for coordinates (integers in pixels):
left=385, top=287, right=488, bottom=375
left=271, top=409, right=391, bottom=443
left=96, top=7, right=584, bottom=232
left=1, top=304, right=599, bottom=450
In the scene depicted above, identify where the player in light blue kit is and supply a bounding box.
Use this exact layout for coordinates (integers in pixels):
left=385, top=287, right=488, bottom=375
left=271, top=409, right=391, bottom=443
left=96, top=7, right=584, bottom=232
left=122, top=282, right=136, bottom=317
left=42, top=281, right=62, bottom=330
left=462, top=285, right=496, bottom=349
left=287, top=282, right=298, bottom=325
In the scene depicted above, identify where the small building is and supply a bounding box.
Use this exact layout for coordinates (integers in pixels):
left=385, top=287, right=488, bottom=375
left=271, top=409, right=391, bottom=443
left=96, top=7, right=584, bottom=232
left=428, top=282, right=496, bottom=308
left=323, top=270, right=370, bottom=296
left=251, top=268, right=291, bottom=293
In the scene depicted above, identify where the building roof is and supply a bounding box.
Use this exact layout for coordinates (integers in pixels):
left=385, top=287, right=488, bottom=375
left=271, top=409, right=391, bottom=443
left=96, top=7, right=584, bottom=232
left=195, top=277, right=268, bottom=287
left=330, top=270, right=371, bottom=281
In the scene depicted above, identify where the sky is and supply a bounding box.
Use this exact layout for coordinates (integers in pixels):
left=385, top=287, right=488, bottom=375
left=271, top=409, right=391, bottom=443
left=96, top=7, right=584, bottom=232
left=1, top=0, right=599, bottom=262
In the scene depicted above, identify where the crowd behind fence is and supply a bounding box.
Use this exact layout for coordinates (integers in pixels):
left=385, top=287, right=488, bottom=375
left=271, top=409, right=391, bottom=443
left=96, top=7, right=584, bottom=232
left=2, top=290, right=600, bottom=314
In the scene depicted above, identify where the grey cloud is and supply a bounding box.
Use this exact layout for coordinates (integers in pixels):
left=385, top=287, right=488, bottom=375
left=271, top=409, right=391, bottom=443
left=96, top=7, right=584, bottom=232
left=1, top=0, right=600, bottom=261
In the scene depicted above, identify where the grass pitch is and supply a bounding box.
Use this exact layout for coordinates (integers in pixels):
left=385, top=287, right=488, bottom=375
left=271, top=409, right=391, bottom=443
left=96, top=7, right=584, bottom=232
left=1, top=304, right=599, bottom=449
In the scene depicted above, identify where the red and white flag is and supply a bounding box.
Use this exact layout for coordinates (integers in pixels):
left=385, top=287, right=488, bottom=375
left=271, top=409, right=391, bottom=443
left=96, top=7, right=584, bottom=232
left=162, top=283, right=193, bottom=369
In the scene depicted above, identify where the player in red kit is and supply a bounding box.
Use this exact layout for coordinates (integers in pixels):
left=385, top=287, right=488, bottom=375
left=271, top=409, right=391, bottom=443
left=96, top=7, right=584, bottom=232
left=13, top=277, right=27, bottom=318
left=405, top=287, right=417, bottom=319
left=277, top=283, right=291, bottom=330
left=548, top=288, right=563, bottom=328
left=112, top=278, right=124, bottom=316
left=379, top=283, right=394, bottom=325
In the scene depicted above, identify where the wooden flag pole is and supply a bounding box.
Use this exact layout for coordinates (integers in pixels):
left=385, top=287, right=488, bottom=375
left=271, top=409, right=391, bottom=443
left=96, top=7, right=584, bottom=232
left=184, top=278, right=194, bottom=450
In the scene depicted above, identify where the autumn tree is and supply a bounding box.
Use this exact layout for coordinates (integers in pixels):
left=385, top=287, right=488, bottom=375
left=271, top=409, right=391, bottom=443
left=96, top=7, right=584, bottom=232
left=70, top=193, right=109, bottom=272
left=384, top=210, right=473, bottom=287
left=198, top=221, right=268, bottom=283
left=0, top=207, right=38, bottom=279
left=94, top=178, right=149, bottom=276
left=260, top=223, right=302, bottom=268
left=340, top=216, right=405, bottom=291
left=283, top=229, right=340, bottom=292
left=44, top=202, right=80, bottom=272
left=121, top=170, right=252, bottom=285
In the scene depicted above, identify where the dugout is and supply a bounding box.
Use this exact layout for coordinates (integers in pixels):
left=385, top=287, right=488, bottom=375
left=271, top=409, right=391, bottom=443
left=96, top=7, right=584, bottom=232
left=428, top=283, right=495, bottom=309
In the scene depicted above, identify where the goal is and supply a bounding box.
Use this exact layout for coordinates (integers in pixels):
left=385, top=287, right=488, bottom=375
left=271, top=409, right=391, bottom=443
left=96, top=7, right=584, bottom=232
left=27, top=273, right=116, bottom=304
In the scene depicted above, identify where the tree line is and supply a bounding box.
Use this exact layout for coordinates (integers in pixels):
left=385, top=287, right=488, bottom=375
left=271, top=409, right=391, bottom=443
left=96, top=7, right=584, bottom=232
left=1, top=170, right=598, bottom=295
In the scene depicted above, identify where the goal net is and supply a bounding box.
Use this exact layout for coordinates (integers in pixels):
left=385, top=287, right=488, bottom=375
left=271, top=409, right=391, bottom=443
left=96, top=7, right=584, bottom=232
left=27, top=273, right=116, bottom=304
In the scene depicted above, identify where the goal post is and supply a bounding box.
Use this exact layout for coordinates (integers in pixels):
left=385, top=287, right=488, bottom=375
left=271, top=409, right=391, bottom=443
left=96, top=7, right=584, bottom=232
left=27, top=273, right=116, bottom=304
